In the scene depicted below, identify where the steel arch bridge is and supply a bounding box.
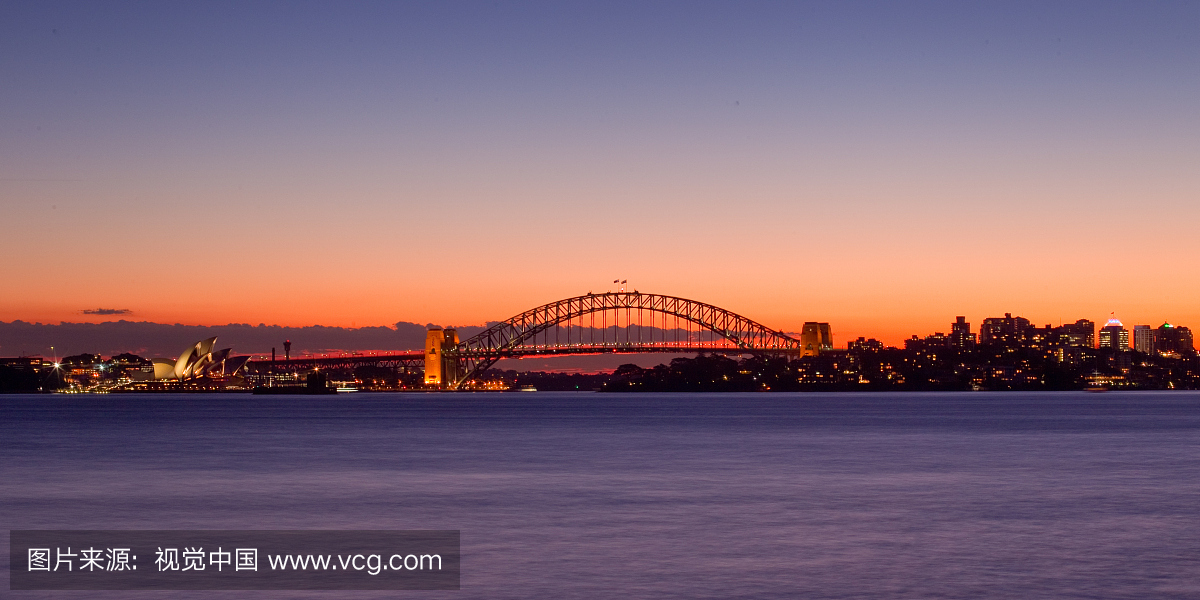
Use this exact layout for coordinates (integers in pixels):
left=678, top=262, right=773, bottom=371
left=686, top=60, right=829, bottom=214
left=440, top=292, right=803, bottom=388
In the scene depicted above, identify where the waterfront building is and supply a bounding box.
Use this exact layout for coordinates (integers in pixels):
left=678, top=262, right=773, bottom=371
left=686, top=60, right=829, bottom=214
left=150, top=337, right=250, bottom=380
left=0, top=357, right=43, bottom=371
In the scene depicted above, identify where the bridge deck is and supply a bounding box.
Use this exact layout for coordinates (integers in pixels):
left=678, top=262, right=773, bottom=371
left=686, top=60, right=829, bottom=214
left=245, top=344, right=805, bottom=372
left=246, top=351, right=425, bottom=372
left=456, top=344, right=804, bottom=358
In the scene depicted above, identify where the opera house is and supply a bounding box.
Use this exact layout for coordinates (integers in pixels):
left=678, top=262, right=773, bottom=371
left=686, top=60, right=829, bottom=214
left=150, top=337, right=250, bottom=380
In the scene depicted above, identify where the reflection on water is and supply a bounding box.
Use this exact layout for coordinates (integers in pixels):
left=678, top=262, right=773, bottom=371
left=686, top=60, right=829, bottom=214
left=3, top=392, right=1200, bottom=599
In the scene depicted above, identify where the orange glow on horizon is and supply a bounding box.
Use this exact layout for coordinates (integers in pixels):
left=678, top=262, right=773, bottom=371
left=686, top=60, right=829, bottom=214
left=5, top=282, right=1198, bottom=351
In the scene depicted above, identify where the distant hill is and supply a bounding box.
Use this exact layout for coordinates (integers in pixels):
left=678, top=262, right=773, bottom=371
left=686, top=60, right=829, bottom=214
left=0, top=320, right=492, bottom=359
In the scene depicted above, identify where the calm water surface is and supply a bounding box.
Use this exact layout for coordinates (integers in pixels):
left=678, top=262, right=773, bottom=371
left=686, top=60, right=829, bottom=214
left=3, top=391, right=1199, bottom=599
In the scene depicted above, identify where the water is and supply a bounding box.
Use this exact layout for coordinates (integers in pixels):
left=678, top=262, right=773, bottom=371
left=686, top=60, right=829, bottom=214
left=3, top=391, right=1200, bottom=599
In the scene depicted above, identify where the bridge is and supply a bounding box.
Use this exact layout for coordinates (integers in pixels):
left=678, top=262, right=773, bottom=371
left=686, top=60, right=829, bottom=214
left=248, top=351, right=426, bottom=374
left=248, top=292, right=810, bottom=389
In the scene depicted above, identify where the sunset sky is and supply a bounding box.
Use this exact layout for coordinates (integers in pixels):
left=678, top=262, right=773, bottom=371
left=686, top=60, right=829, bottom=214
left=2, top=1, right=1198, bottom=346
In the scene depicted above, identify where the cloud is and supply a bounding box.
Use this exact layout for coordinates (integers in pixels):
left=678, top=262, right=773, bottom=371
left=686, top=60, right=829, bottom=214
left=82, top=308, right=132, bottom=316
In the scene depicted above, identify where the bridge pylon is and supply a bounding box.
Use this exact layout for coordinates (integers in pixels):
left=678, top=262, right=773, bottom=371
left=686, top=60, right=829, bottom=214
left=424, top=327, right=460, bottom=387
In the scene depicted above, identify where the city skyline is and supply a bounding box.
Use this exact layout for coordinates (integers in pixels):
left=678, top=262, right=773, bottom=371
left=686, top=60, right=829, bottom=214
left=0, top=298, right=1192, bottom=360
left=8, top=301, right=1194, bottom=393
left=0, top=287, right=1190, bottom=349
left=3, top=2, right=1199, bottom=344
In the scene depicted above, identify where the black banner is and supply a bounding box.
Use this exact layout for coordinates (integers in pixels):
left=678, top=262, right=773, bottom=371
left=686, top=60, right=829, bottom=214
left=10, top=530, right=459, bottom=590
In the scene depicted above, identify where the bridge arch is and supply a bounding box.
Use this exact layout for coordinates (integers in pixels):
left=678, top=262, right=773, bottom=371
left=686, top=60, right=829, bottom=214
left=444, top=292, right=801, bottom=388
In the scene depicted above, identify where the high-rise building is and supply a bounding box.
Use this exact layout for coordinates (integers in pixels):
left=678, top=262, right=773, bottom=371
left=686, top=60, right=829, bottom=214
left=801, top=322, right=833, bottom=356
left=924, top=332, right=949, bottom=348
left=1059, top=320, right=1095, bottom=348
left=1156, top=323, right=1195, bottom=355
left=1098, top=318, right=1129, bottom=351
left=1027, top=324, right=1056, bottom=350
left=950, top=317, right=976, bottom=348
left=979, top=313, right=1032, bottom=346
left=1133, top=325, right=1155, bottom=354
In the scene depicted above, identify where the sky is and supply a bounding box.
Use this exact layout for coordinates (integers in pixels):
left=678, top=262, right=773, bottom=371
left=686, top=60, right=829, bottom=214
left=2, top=1, right=1198, bottom=347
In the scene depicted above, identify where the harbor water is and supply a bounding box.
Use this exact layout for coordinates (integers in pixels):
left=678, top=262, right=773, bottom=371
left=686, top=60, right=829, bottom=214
left=3, top=391, right=1199, bottom=598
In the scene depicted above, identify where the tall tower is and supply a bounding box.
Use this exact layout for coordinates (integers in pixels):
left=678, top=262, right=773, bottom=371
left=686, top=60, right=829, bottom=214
left=424, top=328, right=461, bottom=387
left=1098, top=317, right=1129, bottom=351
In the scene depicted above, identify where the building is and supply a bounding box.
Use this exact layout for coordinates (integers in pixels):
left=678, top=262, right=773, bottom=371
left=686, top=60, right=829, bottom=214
left=1026, top=324, right=1060, bottom=351
left=1156, top=323, right=1195, bottom=356
left=1098, top=318, right=1129, bottom=351
left=150, top=337, right=250, bottom=380
left=906, top=332, right=949, bottom=352
left=0, top=357, right=43, bottom=371
left=847, top=337, right=884, bottom=353
left=979, top=313, right=1032, bottom=346
left=1058, top=319, right=1095, bottom=348
left=800, top=322, right=833, bottom=356
left=1133, top=325, right=1155, bottom=354
left=950, top=317, right=976, bottom=349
